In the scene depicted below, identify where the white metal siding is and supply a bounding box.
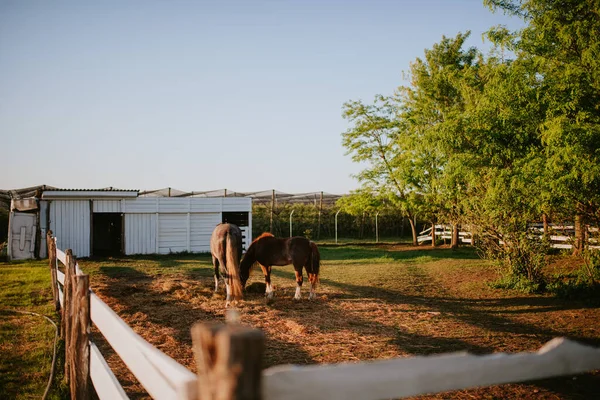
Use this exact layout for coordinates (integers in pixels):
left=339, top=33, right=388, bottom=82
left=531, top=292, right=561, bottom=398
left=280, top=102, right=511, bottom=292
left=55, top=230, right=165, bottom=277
left=122, top=198, right=160, bottom=213
left=50, top=200, right=91, bottom=257
left=158, top=214, right=188, bottom=254
left=93, top=200, right=122, bottom=213
left=158, top=199, right=191, bottom=213
left=124, top=214, right=156, bottom=255
left=190, top=199, right=223, bottom=213
left=190, top=213, right=221, bottom=253
left=222, top=198, right=252, bottom=212
left=122, top=198, right=251, bottom=214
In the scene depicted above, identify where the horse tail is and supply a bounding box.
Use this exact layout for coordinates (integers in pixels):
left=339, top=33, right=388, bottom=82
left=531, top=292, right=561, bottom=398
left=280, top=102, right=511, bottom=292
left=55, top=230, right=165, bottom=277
left=226, top=232, right=244, bottom=300
left=309, top=241, right=321, bottom=286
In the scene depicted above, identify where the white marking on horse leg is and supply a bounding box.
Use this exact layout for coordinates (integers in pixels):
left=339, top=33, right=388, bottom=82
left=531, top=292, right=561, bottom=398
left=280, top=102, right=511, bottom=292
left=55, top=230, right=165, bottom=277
left=265, top=283, right=274, bottom=300
left=294, top=285, right=302, bottom=300
left=309, top=282, right=316, bottom=300
left=214, top=275, right=219, bottom=293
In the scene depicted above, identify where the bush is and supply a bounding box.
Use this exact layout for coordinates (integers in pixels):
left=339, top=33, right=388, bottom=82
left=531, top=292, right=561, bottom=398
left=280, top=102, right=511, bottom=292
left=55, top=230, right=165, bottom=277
left=546, top=249, right=600, bottom=301
left=482, top=232, right=549, bottom=293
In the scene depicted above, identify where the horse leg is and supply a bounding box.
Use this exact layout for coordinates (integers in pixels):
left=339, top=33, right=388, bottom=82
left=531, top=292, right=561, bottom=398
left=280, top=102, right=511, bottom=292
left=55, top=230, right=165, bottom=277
left=212, top=255, right=220, bottom=293
left=293, top=266, right=303, bottom=300
left=219, top=260, right=236, bottom=308
left=225, top=278, right=233, bottom=308
left=259, top=264, right=274, bottom=302
left=308, top=273, right=318, bottom=300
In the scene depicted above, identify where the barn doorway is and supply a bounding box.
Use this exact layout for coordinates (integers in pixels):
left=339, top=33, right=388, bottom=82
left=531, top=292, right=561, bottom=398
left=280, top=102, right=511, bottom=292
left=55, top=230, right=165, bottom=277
left=222, top=211, right=249, bottom=227
left=92, top=213, right=123, bottom=257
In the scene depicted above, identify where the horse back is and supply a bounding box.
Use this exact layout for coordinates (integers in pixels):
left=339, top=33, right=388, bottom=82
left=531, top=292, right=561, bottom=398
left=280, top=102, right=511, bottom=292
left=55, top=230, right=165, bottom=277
left=210, top=223, right=242, bottom=257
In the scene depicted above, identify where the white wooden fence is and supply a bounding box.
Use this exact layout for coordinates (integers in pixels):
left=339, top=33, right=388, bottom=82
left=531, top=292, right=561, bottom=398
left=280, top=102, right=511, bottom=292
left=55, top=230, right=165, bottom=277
left=48, top=233, right=600, bottom=400
left=417, top=225, right=472, bottom=245
left=528, top=224, right=600, bottom=250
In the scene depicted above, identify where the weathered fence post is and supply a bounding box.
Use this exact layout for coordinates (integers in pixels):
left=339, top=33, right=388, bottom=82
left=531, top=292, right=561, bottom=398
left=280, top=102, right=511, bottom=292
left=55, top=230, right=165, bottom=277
left=191, top=322, right=264, bottom=400
left=46, top=231, right=60, bottom=312
left=70, top=274, right=91, bottom=400
left=63, top=249, right=77, bottom=381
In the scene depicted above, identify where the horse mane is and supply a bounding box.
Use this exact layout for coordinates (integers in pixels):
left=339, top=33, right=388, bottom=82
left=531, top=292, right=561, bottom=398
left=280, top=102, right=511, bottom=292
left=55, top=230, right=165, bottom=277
left=252, top=232, right=274, bottom=244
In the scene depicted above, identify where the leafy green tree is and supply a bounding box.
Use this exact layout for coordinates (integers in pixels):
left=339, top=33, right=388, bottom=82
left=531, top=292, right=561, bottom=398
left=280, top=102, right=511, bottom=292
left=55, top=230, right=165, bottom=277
left=396, top=32, right=481, bottom=247
left=341, top=97, right=421, bottom=244
left=485, top=0, right=600, bottom=254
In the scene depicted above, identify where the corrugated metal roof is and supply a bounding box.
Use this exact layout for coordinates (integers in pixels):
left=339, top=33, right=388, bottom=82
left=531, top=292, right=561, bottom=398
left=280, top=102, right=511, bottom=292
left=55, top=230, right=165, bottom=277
left=46, top=187, right=138, bottom=192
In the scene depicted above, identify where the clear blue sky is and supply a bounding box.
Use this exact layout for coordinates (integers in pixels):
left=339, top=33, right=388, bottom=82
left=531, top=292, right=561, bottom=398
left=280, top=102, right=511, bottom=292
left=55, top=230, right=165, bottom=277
left=1, top=0, right=524, bottom=194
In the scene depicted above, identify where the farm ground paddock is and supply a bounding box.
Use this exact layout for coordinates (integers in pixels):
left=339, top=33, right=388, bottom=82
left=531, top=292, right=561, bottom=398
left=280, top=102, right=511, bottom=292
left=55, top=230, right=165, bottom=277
left=3, top=243, right=599, bottom=399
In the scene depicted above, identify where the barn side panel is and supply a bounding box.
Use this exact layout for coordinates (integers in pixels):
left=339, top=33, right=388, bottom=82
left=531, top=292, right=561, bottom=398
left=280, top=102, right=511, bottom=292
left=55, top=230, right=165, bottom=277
left=93, top=200, right=122, bottom=213
left=49, top=200, right=91, bottom=257
left=158, top=214, right=187, bottom=254
left=124, top=214, right=156, bottom=255
left=190, top=212, right=221, bottom=253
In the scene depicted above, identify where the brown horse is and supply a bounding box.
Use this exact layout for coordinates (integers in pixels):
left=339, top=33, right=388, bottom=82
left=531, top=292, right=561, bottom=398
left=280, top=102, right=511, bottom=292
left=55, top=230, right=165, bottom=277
left=210, top=223, right=244, bottom=307
left=240, top=233, right=320, bottom=301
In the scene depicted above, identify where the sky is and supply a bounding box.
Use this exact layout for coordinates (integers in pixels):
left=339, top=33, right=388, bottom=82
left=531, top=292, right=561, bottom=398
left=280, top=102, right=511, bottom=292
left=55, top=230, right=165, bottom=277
left=0, top=0, right=525, bottom=195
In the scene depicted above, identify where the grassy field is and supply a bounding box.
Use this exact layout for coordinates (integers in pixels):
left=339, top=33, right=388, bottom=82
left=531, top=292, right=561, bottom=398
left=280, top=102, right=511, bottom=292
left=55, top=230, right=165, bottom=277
left=0, top=259, right=67, bottom=399
left=1, top=244, right=599, bottom=399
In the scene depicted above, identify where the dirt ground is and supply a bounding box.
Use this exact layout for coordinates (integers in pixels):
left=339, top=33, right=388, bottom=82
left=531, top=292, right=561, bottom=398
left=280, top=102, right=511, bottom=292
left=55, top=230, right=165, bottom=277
left=86, top=245, right=600, bottom=399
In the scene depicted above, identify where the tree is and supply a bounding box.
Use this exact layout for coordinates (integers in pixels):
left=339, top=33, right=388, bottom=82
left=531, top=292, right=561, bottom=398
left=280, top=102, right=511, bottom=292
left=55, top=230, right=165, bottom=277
left=341, top=96, right=421, bottom=244
left=397, top=32, right=481, bottom=247
left=485, top=0, right=600, bottom=254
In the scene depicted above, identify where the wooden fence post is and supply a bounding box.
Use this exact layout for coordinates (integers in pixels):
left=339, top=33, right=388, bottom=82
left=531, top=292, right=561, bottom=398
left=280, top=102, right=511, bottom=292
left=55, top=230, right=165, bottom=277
left=191, top=322, right=264, bottom=400
left=63, top=249, right=77, bottom=382
left=46, top=231, right=60, bottom=312
left=70, top=274, right=91, bottom=400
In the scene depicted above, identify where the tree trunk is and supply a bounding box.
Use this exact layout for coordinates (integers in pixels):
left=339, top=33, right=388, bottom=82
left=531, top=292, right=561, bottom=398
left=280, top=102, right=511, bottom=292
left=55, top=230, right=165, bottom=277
left=360, top=213, right=366, bottom=239
left=451, top=224, right=460, bottom=250
left=408, top=217, right=418, bottom=245
left=542, top=213, right=549, bottom=241
left=573, top=211, right=585, bottom=256
left=431, top=223, right=436, bottom=248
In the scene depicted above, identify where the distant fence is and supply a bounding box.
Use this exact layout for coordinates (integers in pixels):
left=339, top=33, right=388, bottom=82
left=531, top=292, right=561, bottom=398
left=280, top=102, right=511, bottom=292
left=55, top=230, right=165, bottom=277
left=47, top=231, right=600, bottom=400
left=417, top=225, right=472, bottom=245
left=528, top=224, right=600, bottom=250
left=418, top=224, right=600, bottom=250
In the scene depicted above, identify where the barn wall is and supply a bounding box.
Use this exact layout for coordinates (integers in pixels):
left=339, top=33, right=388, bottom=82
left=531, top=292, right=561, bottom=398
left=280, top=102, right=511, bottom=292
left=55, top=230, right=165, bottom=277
left=93, top=200, right=122, bottom=213
left=45, top=196, right=252, bottom=257
left=190, top=213, right=221, bottom=253
left=49, top=200, right=91, bottom=257
left=158, top=214, right=187, bottom=254
left=124, top=214, right=156, bottom=255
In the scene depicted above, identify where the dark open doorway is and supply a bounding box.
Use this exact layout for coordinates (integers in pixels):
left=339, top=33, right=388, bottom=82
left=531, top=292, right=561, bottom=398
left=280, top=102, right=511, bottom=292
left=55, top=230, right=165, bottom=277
left=222, top=211, right=249, bottom=227
left=92, top=213, right=123, bottom=257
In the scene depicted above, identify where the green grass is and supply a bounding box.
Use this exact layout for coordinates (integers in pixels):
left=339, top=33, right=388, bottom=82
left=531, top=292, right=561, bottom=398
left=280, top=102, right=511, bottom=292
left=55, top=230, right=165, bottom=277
left=0, top=260, right=67, bottom=400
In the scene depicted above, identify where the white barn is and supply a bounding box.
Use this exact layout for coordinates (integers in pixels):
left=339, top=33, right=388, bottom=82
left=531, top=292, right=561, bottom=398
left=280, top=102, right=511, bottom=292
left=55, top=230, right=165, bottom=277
left=26, top=189, right=252, bottom=258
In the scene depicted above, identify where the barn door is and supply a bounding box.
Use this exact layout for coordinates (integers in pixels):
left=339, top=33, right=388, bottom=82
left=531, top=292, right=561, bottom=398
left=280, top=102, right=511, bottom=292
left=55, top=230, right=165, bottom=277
left=8, top=212, right=37, bottom=260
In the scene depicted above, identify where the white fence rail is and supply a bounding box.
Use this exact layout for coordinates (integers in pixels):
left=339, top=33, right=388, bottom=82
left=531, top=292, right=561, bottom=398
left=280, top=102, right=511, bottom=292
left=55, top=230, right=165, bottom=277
left=54, top=241, right=195, bottom=400
left=49, top=235, right=600, bottom=400
left=263, top=338, right=600, bottom=400
left=417, top=225, right=472, bottom=244
left=528, top=224, right=600, bottom=250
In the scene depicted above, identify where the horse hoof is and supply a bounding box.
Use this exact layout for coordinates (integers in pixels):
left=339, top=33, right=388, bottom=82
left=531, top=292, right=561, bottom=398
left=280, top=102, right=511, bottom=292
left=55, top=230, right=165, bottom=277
left=293, top=295, right=302, bottom=301
left=308, top=293, right=316, bottom=301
